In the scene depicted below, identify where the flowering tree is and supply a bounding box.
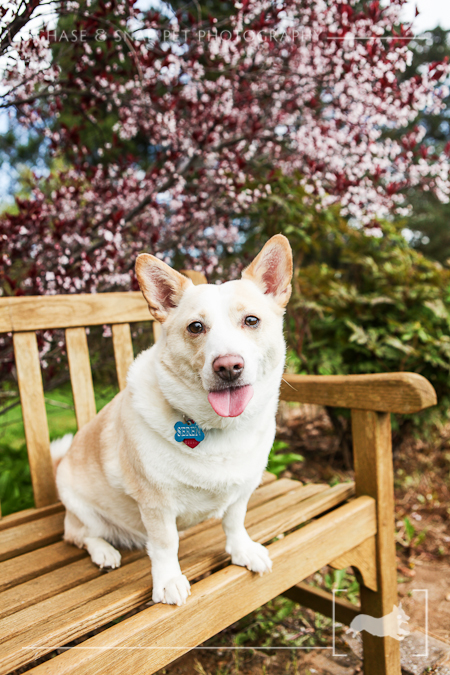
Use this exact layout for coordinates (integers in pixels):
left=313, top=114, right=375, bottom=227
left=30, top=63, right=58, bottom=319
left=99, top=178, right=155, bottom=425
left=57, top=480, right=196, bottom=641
left=1, top=0, right=449, bottom=298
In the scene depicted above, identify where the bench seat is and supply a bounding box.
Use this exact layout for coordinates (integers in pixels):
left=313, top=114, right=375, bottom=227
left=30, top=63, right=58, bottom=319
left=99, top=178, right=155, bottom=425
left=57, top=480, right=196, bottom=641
left=0, top=473, right=371, bottom=675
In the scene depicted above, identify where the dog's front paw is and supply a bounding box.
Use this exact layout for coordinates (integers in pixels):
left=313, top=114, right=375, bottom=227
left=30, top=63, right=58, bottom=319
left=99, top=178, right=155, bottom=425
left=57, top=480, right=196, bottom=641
left=227, top=540, right=273, bottom=575
left=152, top=574, right=191, bottom=606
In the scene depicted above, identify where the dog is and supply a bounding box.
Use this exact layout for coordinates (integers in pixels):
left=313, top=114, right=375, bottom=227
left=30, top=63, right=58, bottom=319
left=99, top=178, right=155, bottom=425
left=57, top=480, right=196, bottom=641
left=52, top=234, right=293, bottom=606
left=346, top=603, right=410, bottom=641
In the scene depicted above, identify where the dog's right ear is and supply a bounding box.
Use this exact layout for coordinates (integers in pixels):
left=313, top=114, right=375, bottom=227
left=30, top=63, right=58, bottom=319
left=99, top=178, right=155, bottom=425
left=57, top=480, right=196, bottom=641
left=135, top=254, right=192, bottom=323
left=241, top=234, right=293, bottom=308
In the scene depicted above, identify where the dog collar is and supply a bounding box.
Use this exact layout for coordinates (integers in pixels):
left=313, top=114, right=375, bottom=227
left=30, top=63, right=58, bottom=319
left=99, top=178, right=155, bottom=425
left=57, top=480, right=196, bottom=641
left=174, top=418, right=205, bottom=449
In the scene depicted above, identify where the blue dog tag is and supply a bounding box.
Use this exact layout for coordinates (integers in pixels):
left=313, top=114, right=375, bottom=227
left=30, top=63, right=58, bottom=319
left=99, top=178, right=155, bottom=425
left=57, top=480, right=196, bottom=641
left=174, top=420, right=205, bottom=448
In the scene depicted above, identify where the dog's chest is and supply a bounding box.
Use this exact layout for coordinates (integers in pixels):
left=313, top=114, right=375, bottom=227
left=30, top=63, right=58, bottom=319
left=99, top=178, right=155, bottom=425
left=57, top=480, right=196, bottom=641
left=174, top=479, right=245, bottom=530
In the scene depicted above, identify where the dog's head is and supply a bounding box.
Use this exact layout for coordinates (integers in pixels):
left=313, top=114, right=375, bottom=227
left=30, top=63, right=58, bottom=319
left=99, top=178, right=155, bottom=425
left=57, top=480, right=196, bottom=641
left=135, top=235, right=292, bottom=425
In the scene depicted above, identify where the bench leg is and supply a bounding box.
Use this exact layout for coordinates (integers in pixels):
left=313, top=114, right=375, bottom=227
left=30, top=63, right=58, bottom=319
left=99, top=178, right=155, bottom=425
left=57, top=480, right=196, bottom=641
left=352, top=410, right=401, bottom=675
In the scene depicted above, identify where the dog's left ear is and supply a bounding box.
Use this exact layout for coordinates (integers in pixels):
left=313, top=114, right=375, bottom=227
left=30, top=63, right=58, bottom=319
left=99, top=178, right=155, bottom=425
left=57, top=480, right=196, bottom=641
left=135, top=254, right=192, bottom=323
left=242, top=234, right=293, bottom=308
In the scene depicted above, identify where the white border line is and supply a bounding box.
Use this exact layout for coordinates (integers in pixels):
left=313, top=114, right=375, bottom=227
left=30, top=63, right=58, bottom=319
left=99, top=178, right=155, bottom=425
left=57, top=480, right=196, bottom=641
left=332, top=588, right=347, bottom=657
left=411, top=589, right=428, bottom=657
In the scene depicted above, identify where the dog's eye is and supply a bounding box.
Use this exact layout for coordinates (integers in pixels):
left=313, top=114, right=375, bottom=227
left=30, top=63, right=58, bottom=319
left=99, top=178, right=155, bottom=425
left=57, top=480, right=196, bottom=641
left=187, top=321, right=204, bottom=334
left=244, top=316, right=259, bottom=327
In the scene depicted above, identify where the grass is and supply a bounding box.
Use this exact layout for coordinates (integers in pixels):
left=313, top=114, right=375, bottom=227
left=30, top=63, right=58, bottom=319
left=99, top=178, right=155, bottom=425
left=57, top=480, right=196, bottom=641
left=0, top=383, right=118, bottom=516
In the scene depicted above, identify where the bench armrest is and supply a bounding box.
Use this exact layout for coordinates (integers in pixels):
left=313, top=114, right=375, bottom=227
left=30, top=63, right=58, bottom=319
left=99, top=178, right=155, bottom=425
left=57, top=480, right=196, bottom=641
left=280, top=372, right=436, bottom=414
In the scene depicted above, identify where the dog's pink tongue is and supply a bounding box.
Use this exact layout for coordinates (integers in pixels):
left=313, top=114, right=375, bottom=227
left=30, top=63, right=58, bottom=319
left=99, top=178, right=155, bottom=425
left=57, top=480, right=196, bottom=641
left=208, top=385, right=254, bottom=417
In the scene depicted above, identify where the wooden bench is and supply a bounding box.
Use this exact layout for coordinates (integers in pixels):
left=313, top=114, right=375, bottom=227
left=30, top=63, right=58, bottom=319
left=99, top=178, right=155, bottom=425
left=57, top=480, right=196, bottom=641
left=0, top=276, right=436, bottom=675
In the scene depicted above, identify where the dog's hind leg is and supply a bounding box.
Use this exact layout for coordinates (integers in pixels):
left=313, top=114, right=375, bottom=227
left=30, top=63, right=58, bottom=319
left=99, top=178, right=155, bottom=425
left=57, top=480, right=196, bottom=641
left=64, top=509, right=122, bottom=569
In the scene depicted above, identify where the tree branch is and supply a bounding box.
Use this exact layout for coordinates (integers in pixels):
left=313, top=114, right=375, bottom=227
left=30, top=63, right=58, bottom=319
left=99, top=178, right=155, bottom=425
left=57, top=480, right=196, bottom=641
left=0, top=0, right=41, bottom=57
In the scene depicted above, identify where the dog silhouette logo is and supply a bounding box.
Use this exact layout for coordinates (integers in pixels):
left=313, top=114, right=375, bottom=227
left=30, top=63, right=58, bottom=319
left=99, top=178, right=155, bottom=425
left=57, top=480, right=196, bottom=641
left=347, top=603, right=410, bottom=641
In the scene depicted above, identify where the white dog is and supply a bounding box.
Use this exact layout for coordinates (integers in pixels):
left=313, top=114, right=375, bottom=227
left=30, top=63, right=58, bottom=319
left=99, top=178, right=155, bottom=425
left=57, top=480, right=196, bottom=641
left=52, top=234, right=293, bottom=606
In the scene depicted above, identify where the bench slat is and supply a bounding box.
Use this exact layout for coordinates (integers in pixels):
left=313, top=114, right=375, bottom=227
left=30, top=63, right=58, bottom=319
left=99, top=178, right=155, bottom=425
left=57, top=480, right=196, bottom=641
left=0, top=483, right=355, bottom=671
left=0, top=512, right=65, bottom=563
left=12, top=496, right=376, bottom=675
left=0, top=541, right=86, bottom=593
left=111, top=323, right=134, bottom=391
left=12, top=332, right=58, bottom=509
left=0, top=293, right=150, bottom=332
left=0, top=503, right=64, bottom=532
left=65, top=327, right=97, bottom=429
left=0, top=549, right=144, bottom=620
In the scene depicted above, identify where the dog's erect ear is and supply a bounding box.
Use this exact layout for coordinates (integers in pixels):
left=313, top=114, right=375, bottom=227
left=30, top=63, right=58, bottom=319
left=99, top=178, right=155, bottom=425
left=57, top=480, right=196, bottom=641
left=241, top=234, right=293, bottom=308
left=135, top=254, right=192, bottom=323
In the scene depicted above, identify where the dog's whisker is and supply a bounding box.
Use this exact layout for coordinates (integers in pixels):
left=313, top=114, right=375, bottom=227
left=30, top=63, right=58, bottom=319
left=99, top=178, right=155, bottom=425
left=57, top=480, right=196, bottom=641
left=281, top=377, right=297, bottom=391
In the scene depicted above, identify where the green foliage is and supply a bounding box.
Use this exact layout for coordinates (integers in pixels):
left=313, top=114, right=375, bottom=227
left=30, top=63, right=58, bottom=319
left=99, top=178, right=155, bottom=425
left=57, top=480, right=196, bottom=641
left=403, top=516, right=415, bottom=544
left=267, top=440, right=304, bottom=477
left=396, top=515, right=427, bottom=551
left=208, top=595, right=335, bottom=653
left=247, top=174, right=450, bottom=414
left=323, top=569, right=360, bottom=606
left=0, top=383, right=116, bottom=515
left=0, top=441, right=33, bottom=516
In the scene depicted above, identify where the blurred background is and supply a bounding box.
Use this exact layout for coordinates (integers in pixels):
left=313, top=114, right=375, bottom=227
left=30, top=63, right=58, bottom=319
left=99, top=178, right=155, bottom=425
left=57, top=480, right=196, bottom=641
left=1, top=0, right=450, bottom=672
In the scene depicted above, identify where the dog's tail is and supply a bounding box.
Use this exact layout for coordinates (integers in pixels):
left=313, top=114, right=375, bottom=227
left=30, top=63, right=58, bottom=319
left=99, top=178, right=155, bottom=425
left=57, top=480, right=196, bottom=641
left=50, top=433, right=73, bottom=475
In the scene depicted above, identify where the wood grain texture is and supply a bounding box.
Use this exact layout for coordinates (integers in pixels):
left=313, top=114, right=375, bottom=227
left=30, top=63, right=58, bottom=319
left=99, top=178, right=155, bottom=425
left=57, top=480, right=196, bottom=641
left=0, top=483, right=358, bottom=671
left=283, top=581, right=360, bottom=626
left=280, top=372, right=436, bottom=413
left=65, top=327, right=96, bottom=429
left=13, top=333, right=58, bottom=508
left=23, top=497, right=376, bottom=675
left=330, top=535, right=377, bottom=592
left=111, top=323, right=134, bottom=390
left=180, top=270, right=207, bottom=285
left=0, top=512, right=64, bottom=563
left=0, top=293, right=150, bottom=332
left=0, top=541, right=85, bottom=593
left=352, top=410, right=400, bottom=675
left=0, top=550, right=143, bottom=620
left=0, top=503, right=63, bottom=532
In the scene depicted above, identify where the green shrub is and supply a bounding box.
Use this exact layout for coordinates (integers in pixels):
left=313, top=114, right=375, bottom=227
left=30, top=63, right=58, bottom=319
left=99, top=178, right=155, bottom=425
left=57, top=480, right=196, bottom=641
left=245, top=175, right=450, bottom=416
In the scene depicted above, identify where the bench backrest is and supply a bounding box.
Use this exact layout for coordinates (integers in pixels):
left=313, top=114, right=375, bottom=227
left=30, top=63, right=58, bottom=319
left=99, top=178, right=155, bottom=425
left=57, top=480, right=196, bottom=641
left=0, top=271, right=206, bottom=511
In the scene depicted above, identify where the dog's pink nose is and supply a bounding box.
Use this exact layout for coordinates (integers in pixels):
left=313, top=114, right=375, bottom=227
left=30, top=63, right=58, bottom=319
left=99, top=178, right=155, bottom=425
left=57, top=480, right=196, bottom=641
left=213, top=354, right=244, bottom=382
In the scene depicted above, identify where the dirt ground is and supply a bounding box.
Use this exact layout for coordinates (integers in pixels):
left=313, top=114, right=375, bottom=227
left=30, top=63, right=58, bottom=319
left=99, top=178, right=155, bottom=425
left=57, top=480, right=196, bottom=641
left=155, top=404, right=450, bottom=675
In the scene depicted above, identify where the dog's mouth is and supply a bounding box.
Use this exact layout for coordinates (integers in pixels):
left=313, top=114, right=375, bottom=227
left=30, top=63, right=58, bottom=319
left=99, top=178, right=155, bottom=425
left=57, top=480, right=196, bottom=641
left=207, top=385, right=254, bottom=418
